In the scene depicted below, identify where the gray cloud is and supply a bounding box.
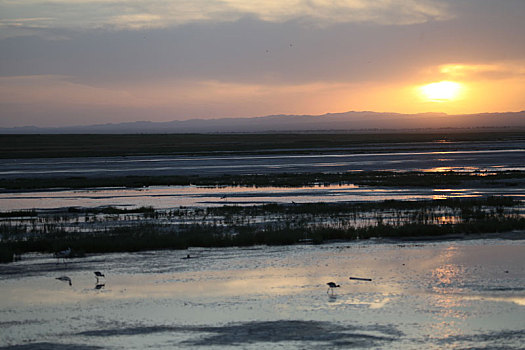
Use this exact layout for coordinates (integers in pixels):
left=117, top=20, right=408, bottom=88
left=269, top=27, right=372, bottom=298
left=1, top=6, right=524, bottom=87
left=0, top=0, right=452, bottom=38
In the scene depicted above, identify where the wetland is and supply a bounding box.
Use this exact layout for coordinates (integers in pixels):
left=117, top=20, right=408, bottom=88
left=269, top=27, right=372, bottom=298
left=0, top=132, right=524, bottom=349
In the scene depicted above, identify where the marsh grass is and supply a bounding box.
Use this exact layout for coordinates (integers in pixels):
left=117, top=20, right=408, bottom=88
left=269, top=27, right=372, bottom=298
left=1, top=170, right=524, bottom=190
left=0, top=197, right=523, bottom=262
left=2, top=218, right=523, bottom=260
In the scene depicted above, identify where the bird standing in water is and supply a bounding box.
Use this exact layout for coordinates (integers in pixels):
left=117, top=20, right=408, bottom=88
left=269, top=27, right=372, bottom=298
left=94, top=271, right=105, bottom=283
left=326, top=282, right=340, bottom=294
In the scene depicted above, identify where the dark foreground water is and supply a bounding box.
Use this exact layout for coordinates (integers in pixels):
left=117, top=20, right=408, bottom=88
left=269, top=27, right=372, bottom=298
left=0, top=239, right=524, bottom=349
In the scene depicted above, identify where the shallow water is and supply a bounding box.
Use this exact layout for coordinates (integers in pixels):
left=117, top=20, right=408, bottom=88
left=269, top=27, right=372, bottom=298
left=1, top=239, right=523, bottom=349
left=1, top=141, right=524, bottom=179
left=2, top=139, right=524, bottom=212
left=2, top=184, right=524, bottom=211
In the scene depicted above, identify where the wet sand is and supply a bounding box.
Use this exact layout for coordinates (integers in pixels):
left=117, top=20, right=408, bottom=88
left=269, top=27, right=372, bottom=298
left=1, top=239, right=523, bottom=349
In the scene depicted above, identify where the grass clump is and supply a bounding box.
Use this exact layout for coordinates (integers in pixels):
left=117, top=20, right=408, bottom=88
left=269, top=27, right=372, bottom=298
left=1, top=170, right=524, bottom=190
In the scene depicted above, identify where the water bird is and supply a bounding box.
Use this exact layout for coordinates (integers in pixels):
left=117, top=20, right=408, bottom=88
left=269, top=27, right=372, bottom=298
left=56, top=276, right=72, bottom=286
left=326, top=282, right=340, bottom=294
left=94, top=271, right=105, bottom=282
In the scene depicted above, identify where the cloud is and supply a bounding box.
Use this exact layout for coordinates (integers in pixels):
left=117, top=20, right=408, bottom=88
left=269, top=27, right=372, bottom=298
left=439, top=62, right=525, bottom=80
left=0, top=0, right=452, bottom=37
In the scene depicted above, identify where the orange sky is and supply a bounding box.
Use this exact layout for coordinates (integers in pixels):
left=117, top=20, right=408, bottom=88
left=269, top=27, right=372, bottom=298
left=1, top=0, right=524, bottom=127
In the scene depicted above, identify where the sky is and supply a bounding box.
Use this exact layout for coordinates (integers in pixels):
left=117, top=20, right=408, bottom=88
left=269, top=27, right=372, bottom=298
left=1, top=0, right=524, bottom=127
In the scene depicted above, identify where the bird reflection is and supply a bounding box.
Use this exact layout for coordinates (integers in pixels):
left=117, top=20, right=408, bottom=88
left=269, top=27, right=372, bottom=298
left=328, top=294, right=338, bottom=302
left=94, top=283, right=105, bottom=290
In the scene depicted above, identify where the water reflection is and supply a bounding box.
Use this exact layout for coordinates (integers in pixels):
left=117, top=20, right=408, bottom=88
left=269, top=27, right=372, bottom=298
left=422, top=166, right=482, bottom=172
left=1, top=184, right=524, bottom=211
left=465, top=295, right=525, bottom=306
left=431, top=246, right=461, bottom=292
left=432, top=264, right=462, bottom=291
left=328, top=294, right=338, bottom=303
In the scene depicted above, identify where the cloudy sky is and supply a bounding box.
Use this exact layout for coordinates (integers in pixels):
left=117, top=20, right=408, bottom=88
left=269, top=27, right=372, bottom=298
left=1, top=0, right=524, bottom=127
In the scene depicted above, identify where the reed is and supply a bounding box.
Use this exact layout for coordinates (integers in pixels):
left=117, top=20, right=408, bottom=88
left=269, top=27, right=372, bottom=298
left=1, top=170, right=523, bottom=190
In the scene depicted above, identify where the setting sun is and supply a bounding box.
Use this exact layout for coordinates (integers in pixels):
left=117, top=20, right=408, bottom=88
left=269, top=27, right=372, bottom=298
left=419, top=81, right=462, bottom=102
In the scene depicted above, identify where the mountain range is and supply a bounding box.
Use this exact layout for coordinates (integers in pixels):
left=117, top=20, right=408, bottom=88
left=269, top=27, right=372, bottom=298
left=1, top=111, right=524, bottom=134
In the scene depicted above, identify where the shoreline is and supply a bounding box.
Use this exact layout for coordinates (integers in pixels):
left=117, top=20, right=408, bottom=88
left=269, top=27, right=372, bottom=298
left=2, top=231, right=524, bottom=279
left=2, top=131, right=524, bottom=159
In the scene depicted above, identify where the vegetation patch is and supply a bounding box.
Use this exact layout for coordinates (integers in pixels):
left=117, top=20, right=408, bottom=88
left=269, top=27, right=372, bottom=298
left=1, top=170, right=523, bottom=190
left=1, top=197, right=522, bottom=262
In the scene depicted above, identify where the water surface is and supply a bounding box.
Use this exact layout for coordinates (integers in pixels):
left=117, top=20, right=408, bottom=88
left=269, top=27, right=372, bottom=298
left=1, top=141, right=524, bottom=179
left=1, top=239, right=523, bottom=349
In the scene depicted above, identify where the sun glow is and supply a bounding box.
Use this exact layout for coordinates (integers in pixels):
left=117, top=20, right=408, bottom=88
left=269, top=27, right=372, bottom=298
left=419, top=81, right=462, bottom=102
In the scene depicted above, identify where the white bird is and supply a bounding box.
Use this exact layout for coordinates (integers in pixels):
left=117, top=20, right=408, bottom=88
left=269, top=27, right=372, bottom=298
left=326, top=282, right=340, bottom=294
left=56, top=276, right=72, bottom=286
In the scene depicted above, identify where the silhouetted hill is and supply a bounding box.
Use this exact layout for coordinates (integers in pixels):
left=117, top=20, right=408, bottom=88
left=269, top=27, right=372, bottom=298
left=1, top=111, right=524, bottom=134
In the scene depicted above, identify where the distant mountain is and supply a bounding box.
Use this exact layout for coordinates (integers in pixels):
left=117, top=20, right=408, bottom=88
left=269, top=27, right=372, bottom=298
left=1, top=111, right=524, bottom=134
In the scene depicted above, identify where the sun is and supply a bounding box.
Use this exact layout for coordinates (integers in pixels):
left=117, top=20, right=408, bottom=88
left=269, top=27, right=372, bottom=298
left=419, top=81, right=462, bottom=102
